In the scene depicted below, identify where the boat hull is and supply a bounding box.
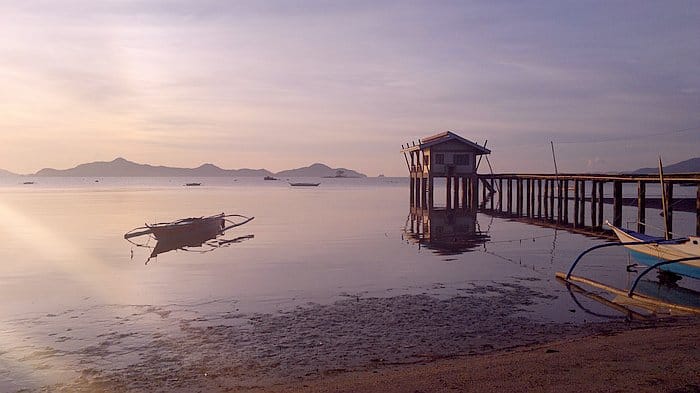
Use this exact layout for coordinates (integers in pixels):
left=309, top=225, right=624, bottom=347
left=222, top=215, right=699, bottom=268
left=148, top=214, right=225, bottom=241
left=609, top=224, right=700, bottom=279
left=289, top=182, right=320, bottom=187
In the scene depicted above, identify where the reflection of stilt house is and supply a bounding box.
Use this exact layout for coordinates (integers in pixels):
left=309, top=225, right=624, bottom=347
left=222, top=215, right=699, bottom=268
left=401, top=132, right=491, bottom=209
left=405, top=207, right=490, bottom=255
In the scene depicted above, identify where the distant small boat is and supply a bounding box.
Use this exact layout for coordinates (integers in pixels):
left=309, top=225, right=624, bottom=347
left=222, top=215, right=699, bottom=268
left=184, top=183, right=202, bottom=186
left=264, top=176, right=278, bottom=181
left=289, top=182, right=320, bottom=187
left=322, top=169, right=357, bottom=178
left=22, top=181, right=35, bottom=185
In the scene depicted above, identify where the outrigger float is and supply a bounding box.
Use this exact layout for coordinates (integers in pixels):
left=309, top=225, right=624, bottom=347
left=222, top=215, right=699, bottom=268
left=557, top=221, right=700, bottom=316
left=124, top=213, right=254, bottom=263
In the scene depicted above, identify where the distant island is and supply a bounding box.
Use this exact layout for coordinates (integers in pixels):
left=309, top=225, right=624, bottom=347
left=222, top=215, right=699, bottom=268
left=1, top=158, right=366, bottom=178
left=278, top=165, right=364, bottom=178
left=0, top=168, right=18, bottom=177
left=631, top=157, right=700, bottom=174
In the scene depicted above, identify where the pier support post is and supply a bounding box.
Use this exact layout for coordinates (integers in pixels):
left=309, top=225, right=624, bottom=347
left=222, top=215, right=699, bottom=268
left=543, top=179, right=549, bottom=219
left=414, top=176, right=419, bottom=208
left=613, top=181, right=623, bottom=227
left=665, top=182, right=673, bottom=237
left=471, top=175, right=479, bottom=210
left=410, top=174, right=415, bottom=206
left=579, top=181, right=586, bottom=226
left=507, top=179, right=512, bottom=213
left=598, top=182, right=604, bottom=229
left=557, top=179, right=563, bottom=222
left=428, top=174, right=435, bottom=209
left=412, top=172, right=416, bottom=207
left=498, top=178, right=503, bottom=212
left=573, top=180, right=580, bottom=227
left=637, top=181, right=646, bottom=233
left=591, top=181, right=598, bottom=228
left=549, top=180, right=556, bottom=220
left=454, top=176, right=460, bottom=209
left=537, top=179, right=542, bottom=218
left=531, top=179, right=536, bottom=216
left=421, top=177, right=428, bottom=209
left=466, top=177, right=473, bottom=209
left=445, top=176, right=452, bottom=210
left=526, top=179, right=531, bottom=217
left=516, top=179, right=523, bottom=216
left=696, top=186, right=700, bottom=236
left=563, top=180, right=569, bottom=223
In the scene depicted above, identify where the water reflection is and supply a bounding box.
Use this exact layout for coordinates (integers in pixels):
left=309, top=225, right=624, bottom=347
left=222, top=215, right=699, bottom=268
left=559, top=271, right=700, bottom=319
left=404, top=206, right=490, bottom=255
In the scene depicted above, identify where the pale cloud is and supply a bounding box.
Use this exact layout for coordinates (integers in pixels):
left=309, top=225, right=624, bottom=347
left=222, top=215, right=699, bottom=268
left=0, top=1, right=699, bottom=175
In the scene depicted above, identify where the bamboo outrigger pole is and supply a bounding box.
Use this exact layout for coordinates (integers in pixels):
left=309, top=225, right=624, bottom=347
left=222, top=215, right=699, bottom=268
left=550, top=141, right=559, bottom=181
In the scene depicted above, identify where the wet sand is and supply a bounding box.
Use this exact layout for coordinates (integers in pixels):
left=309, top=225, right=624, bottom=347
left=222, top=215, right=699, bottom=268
left=253, top=322, right=700, bottom=393
left=40, top=290, right=698, bottom=392
left=34, top=282, right=622, bottom=392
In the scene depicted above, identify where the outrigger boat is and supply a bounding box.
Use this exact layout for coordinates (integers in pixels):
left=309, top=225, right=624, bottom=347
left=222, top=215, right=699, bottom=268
left=557, top=222, right=700, bottom=316
left=125, top=213, right=253, bottom=241
left=124, top=213, right=254, bottom=263
left=607, top=221, right=700, bottom=279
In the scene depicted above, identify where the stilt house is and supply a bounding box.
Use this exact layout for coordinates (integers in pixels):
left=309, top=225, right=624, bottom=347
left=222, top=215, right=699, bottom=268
left=401, top=131, right=490, bottom=209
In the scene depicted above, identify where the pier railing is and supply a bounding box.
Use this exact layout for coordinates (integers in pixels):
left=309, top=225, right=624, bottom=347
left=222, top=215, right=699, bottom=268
left=475, top=173, right=700, bottom=237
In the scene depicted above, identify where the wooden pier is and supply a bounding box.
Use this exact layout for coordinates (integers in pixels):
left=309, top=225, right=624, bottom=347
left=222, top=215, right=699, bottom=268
left=475, top=173, right=700, bottom=237
left=401, top=132, right=700, bottom=238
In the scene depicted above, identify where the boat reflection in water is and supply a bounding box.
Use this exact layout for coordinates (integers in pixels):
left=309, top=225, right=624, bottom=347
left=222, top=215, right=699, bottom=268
left=404, top=206, right=490, bottom=256
left=124, top=213, right=254, bottom=264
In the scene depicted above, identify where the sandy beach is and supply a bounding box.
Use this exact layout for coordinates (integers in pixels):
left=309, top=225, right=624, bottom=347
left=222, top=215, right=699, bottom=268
left=247, top=321, right=699, bottom=393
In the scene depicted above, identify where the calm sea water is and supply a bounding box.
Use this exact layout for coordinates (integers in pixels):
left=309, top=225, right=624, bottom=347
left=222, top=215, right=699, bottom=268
left=0, top=177, right=697, bottom=390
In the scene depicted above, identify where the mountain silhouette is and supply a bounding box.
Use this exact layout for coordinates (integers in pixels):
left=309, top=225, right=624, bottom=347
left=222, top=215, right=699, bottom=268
left=34, top=158, right=272, bottom=177
left=27, top=158, right=366, bottom=177
left=0, top=168, right=19, bottom=177
left=275, top=163, right=366, bottom=178
left=631, top=157, right=700, bottom=174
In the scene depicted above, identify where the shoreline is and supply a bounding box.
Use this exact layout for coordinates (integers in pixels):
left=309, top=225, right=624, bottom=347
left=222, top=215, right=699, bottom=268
left=244, top=320, right=699, bottom=393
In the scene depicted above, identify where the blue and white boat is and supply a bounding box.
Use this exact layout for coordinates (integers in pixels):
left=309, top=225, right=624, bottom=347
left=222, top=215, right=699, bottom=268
left=607, top=221, right=700, bottom=279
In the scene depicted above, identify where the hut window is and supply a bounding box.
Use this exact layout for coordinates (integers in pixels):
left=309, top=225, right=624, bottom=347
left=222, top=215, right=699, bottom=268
left=435, top=154, right=444, bottom=164
left=454, top=154, right=468, bottom=165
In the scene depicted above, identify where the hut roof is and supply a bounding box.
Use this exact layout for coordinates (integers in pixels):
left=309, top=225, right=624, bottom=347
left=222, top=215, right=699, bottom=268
left=401, top=131, right=491, bottom=154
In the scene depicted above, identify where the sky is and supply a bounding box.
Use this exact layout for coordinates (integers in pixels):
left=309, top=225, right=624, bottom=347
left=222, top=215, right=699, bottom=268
left=0, top=1, right=699, bottom=176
